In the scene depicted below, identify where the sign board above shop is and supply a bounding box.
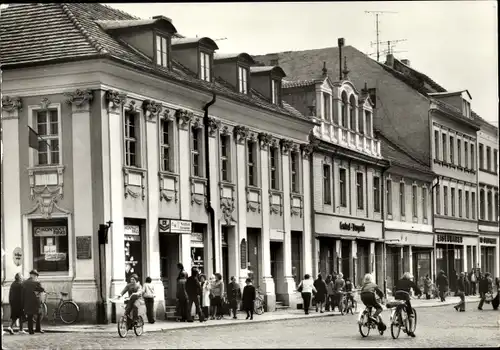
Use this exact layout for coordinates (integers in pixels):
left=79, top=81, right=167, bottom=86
left=436, top=234, right=463, bottom=244
left=34, top=226, right=67, bottom=237
left=159, top=219, right=192, bottom=234
left=339, top=222, right=366, bottom=233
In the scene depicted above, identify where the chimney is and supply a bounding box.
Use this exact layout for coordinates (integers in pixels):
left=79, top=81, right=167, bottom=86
left=385, top=54, right=394, bottom=67
left=368, top=88, right=377, bottom=108
left=322, top=62, right=327, bottom=77
left=401, top=59, right=411, bottom=67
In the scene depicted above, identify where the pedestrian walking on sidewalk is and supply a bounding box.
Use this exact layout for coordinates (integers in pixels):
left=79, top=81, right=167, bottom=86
left=7, top=273, right=25, bottom=335
left=469, top=269, right=477, bottom=296
left=176, top=271, right=189, bottom=322
left=313, top=274, right=327, bottom=313
left=186, top=267, right=205, bottom=323
left=332, top=273, right=346, bottom=311
left=199, top=274, right=211, bottom=320
left=211, top=273, right=225, bottom=320
left=325, top=275, right=334, bottom=311
left=228, top=276, right=241, bottom=319
left=242, top=278, right=256, bottom=320
left=143, top=277, right=156, bottom=324
left=297, top=274, right=316, bottom=315
left=436, top=270, right=449, bottom=302
left=478, top=272, right=493, bottom=310
left=22, top=270, right=45, bottom=335
left=492, top=277, right=499, bottom=310
left=423, top=274, right=432, bottom=300
left=454, top=272, right=466, bottom=312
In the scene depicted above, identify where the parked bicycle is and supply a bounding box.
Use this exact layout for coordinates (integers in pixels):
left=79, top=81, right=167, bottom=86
left=340, top=291, right=358, bottom=315
left=357, top=303, right=385, bottom=337
left=386, top=291, right=417, bottom=339
left=109, top=297, right=144, bottom=338
left=254, top=288, right=266, bottom=315
left=38, top=291, right=79, bottom=325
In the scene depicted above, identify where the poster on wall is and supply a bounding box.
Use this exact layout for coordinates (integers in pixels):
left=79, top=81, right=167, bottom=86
left=45, top=252, right=67, bottom=261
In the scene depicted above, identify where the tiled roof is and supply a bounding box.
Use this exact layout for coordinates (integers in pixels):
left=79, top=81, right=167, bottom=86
left=0, top=3, right=308, bottom=122
left=95, top=19, right=158, bottom=30
left=214, top=52, right=255, bottom=64
left=250, top=66, right=278, bottom=74
left=430, top=98, right=481, bottom=129
left=378, top=133, right=433, bottom=175
left=171, top=37, right=218, bottom=49
left=282, top=79, right=319, bottom=89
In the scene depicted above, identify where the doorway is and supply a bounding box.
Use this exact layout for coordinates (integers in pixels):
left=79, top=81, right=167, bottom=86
left=270, top=241, right=283, bottom=284
left=124, top=219, right=144, bottom=283
left=341, top=240, right=350, bottom=279
left=247, top=228, right=261, bottom=288
left=159, top=234, right=179, bottom=305
left=291, top=231, right=303, bottom=287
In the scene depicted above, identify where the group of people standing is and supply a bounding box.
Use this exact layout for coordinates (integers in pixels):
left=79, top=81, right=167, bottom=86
left=175, top=263, right=257, bottom=322
left=5, top=270, right=46, bottom=335
left=296, top=272, right=354, bottom=314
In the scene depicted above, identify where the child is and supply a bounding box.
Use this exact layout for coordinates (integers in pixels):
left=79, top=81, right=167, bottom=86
left=360, top=273, right=386, bottom=332
left=143, top=276, right=156, bottom=323
left=345, top=277, right=354, bottom=306
left=242, top=278, right=256, bottom=320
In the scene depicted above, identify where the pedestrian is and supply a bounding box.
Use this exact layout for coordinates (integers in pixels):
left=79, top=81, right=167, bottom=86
left=176, top=263, right=186, bottom=281
left=228, top=276, right=241, bottom=319
left=333, top=272, right=346, bottom=311
left=469, top=269, right=477, bottom=296
left=176, top=271, right=189, bottom=322
left=313, top=274, right=327, bottom=313
left=423, top=274, right=432, bottom=300
left=464, top=273, right=470, bottom=296
left=118, top=274, right=143, bottom=327
left=242, top=278, right=256, bottom=320
left=360, top=273, right=387, bottom=332
left=454, top=272, right=466, bottom=312
left=436, top=270, right=449, bottom=302
left=478, top=272, right=493, bottom=310
left=345, top=277, right=354, bottom=306
left=7, top=273, right=25, bottom=334
left=325, top=275, right=334, bottom=312
left=211, top=273, right=224, bottom=320
left=22, top=270, right=45, bottom=335
left=199, top=274, right=211, bottom=320
left=208, top=274, right=216, bottom=319
left=297, top=274, right=317, bottom=315
left=186, top=267, right=205, bottom=323
left=450, top=269, right=458, bottom=295
left=142, top=276, right=155, bottom=324
left=492, top=277, right=499, bottom=310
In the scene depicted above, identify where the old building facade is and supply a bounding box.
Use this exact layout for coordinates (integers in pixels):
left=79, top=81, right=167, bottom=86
left=0, top=3, right=315, bottom=322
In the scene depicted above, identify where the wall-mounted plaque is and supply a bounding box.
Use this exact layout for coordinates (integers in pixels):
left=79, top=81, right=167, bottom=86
left=240, top=238, right=247, bottom=270
left=76, top=236, right=92, bottom=260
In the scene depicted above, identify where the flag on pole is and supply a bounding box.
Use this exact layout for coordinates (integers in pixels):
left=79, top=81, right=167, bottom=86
left=28, top=125, right=50, bottom=150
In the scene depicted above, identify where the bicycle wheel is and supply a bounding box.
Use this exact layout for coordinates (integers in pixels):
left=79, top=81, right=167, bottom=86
left=40, top=302, right=48, bottom=321
left=390, top=309, right=402, bottom=339
left=351, top=300, right=357, bottom=314
left=254, top=299, right=264, bottom=315
left=409, top=308, right=417, bottom=333
left=134, top=316, right=144, bottom=336
left=358, top=311, right=370, bottom=337
left=59, top=301, right=79, bottom=325
left=117, top=316, right=128, bottom=338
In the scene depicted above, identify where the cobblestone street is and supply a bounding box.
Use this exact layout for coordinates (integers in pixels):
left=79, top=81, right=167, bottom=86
left=3, top=303, right=499, bottom=349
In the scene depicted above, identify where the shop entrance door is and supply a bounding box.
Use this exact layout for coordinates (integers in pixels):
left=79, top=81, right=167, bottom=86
left=341, top=240, right=350, bottom=280
left=160, top=234, right=180, bottom=306
left=270, top=241, right=283, bottom=288
left=247, top=228, right=261, bottom=288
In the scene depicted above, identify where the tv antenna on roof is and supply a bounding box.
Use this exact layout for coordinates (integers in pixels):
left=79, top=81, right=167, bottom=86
left=365, top=10, right=398, bottom=62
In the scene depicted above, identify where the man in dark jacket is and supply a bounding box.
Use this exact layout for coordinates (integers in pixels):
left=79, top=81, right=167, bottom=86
left=394, top=272, right=422, bottom=338
left=7, top=273, right=25, bottom=334
left=185, top=267, right=204, bottom=322
left=228, top=276, right=241, bottom=319
left=436, top=270, right=449, bottom=302
left=22, top=270, right=45, bottom=335
left=454, top=272, right=466, bottom=312
left=478, top=272, right=493, bottom=310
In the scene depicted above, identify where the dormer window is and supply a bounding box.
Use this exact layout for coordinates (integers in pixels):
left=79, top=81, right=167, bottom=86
left=271, top=79, right=280, bottom=104
left=200, top=51, right=211, bottom=82
left=238, top=66, right=248, bottom=94
left=462, top=99, right=471, bottom=118
left=155, top=33, right=169, bottom=68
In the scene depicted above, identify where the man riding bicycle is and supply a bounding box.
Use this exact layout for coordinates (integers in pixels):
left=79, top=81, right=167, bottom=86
left=118, top=274, right=143, bottom=325
left=360, top=273, right=387, bottom=331
left=394, top=272, right=422, bottom=338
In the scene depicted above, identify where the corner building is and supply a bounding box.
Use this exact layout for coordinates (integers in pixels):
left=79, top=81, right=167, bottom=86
left=0, top=3, right=314, bottom=322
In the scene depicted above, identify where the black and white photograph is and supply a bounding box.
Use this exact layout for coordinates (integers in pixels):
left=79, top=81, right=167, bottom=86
left=0, top=1, right=498, bottom=349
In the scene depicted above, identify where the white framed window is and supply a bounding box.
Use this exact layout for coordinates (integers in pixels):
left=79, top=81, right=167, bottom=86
left=356, top=172, right=364, bottom=210
left=436, top=185, right=441, bottom=215
left=422, top=186, right=428, bottom=220
left=270, top=146, right=280, bottom=190
left=400, top=182, right=406, bottom=217
left=451, top=188, right=456, bottom=217
left=220, top=134, right=231, bottom=182
left=191, top=127, right=203, bottom=177
left=471, top=192, right=476, bottom=220
left=464, top=141, right=469, bottom=168
left=155, top=34, right=168, bottom=68
left=200, top=51, right=211, bottom=82
left=454, top=248, right=461, bottom=260
left=479, top=143, right=484, bottom=169
left=479, top=189, right=485, bottom=220
left=442, top=133, right=448, bottom=163
left=271, top=79, right=280, bottom=105
left=339, top=168, right=347, bottom=207
left=449, top=135, right=454, bottom=164
left=373, top=176, right=381, bottom=212
left=34, top=109, right=61, bottom=166
left=160, top=119, right=174, bottom=172
left=386, top=179, right=393, bottom=216
left=323, top=164, right=332, bottom=205
left=32, top=219, right=69, bottom=273
left=436, top=248, right=444, bottom=260
left=465, top=191, right=470, bottom=219
left=323, top=92, right=331, bottom=121
left=247, top=141, right=258, bottom=187
left=495, top=193, right=499, bottom=222
left=443, top=186, right=448, bottom=216
left=341, top=92, right=348, bottom=128
left=487, top=190, right=493, bottom=221
left=124, top=111, right=140, bottom=167
left=458, top=189, right=463, bottom=218
left=291, top=151, right=300, bottom=193
left=238, top=66, right=248, bottom=94
left=434, top=129, right=440, bottom=160
left=349, top=95, right=356, bottom=131
left=486, top=146, right=492, bottom=171
left=457, top=139, right=461, bottom=166
left=412, top=185, right=418, bottom=218
left=471, top=144, right=475, bottom=170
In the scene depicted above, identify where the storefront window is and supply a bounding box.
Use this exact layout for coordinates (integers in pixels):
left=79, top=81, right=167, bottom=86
left=124, top=223, right=142, bottom=282
left=191, top=224, right=206, bottom=275
left=32, top=219, right=69, bottom=273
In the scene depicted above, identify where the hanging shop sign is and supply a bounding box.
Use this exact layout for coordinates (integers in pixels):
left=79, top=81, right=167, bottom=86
left=480, top=237, right=496, bottom=245
left=436, top=234, right=463, bottom=244
left=13, top=247, right=22, bottom=267
left=240, top=239, right=247, bottom=270
left=339, top=222, right=366, bottom=233
left=159, top=219, right=192, bottom=234
left=34, top=226, right=67, bottom=237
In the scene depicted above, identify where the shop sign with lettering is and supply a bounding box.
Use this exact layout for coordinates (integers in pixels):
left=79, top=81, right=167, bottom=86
left=339, top=222, right=366, bottom=233
left=34, top=226, right=67, bottom=237
left=480, top=237, right=496, bottom=245
left=158, top=219, right=192, bottom=234
left=436, top=234, right=463, bottom=244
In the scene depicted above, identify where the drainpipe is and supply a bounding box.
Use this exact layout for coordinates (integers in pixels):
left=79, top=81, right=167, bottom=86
left=431, top=176, right=440, bottom=282
left=380, top=160, right=392, bottom=296
left=203, top=93, right=217, bottom=273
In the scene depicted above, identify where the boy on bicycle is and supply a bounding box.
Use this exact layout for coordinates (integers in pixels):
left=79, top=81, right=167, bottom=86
left=360, top=273, right=387, bottom=331
left=118, top=274, right=143, bottom=326
left=394, top=272, right=422, bottom=338
left=345, top=277, right=355, bottom=306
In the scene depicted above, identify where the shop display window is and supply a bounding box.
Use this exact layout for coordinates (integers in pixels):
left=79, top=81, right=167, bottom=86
left=32, top=219, right=69, bottom=273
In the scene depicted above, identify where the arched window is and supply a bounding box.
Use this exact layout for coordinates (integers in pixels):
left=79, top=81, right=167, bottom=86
left=349, top=95, right=356, bottom=131
left=341, top=91, right=348, bottom=128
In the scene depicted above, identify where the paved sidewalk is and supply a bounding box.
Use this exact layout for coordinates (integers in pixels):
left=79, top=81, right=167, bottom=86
left=19, top=295, right=478, bottom=334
